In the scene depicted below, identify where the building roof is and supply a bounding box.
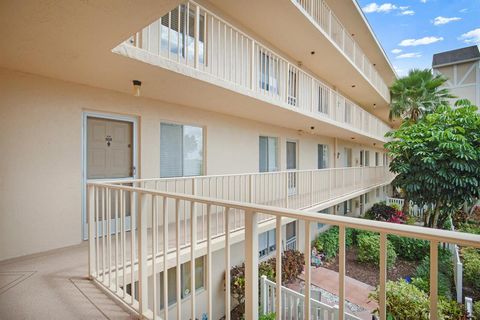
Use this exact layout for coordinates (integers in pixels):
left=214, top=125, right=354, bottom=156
left=432, top=45, right=480, bottom=67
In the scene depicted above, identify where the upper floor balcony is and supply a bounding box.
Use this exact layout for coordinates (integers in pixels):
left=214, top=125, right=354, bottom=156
left=203, top=0, right=396, bottom=120
left=113, top=1, right=393, bottom=144
left=293, top=0, right=390, bottom=101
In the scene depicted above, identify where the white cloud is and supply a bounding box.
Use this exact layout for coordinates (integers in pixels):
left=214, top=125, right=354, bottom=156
left=399, top=6, right=409, bottom=10
left=399, top=36, right=444, bottom=46
left=459, top=8, right=468, bottom=13
left=396, top=52, right=422, bottom=59
left=391, top=48, right=403, bottom=54
left=400, top=10, right=415, bottom=16
left=420, top=0, right=427, bottom=3
left=459, top=28, right=480, bottom=44
left=433, top=16, right=461, bottom=26
left=362, top=3, right=398, bottom=13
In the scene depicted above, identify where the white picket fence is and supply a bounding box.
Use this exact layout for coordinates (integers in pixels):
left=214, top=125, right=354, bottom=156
left=447, top=219, right=463, bottom=303
left=385, top=197, right=430, bottom=220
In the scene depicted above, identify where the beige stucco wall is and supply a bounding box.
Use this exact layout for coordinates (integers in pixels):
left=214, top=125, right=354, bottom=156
left=0, top=67, right=386, bottom=261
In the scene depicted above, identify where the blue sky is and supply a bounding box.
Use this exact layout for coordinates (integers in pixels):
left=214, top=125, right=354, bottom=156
left=357, top=0, right=480, bottom=76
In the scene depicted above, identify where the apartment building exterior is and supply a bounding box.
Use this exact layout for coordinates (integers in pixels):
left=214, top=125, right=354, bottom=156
left=3, top=1, right=478, bottom=320
left=432, top=45, right=480, bottom=107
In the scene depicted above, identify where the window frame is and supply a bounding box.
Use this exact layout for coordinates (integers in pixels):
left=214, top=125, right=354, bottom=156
left=259, top=136, right=279, bottom=172
left=259, top=229, right=276, bottom=258
left=160, top=122, right=205, bottom=178
left=318, top=144, right=329, bottom=169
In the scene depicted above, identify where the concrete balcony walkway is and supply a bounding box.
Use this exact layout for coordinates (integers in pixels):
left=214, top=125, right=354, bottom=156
left=0, top=244, right=134, bottom=320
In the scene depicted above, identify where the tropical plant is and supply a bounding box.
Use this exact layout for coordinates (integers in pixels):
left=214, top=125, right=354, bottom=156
left=227, top=249, right=305, bottom=316
left=364, top=203, right=406, bottom=224
left=268, top=249, right=305, bottom=284
left=389, top=68, right=454, bottom=123
left=385, top=101, right=480, bottom=228
left=229, top=263, right=246, bottom=315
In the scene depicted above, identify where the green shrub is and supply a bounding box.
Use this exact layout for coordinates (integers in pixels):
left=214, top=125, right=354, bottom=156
left=473, top=301, right=480, bottom=320
left=258, top=261, right=274, bottom=281
left=370, top=280, right=430, bottom=320
left=458, top=222, right=480, bottom=235
left=350, top=229, right=376, bottom=246
left=413, top=249, right=453, bottom=299
left=357, top=234, right=397, bottom=268
left=438, top=297, right=466, bottom=320
left=461, top=247, right=480, bottom=291
left=370, top=280, right=466, bottom=320
left=345, top=228, right=355, bottom=248
left=314, top=227, right=339, bottom=260
left=259, top=313, right=275, bottom=320
left=388, top=235, right=429, bottom=261
left=313, top=227, right=357, bottom=261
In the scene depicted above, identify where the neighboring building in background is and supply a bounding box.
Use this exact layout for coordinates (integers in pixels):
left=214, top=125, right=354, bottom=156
left=432, top=45, right=480, bottom=107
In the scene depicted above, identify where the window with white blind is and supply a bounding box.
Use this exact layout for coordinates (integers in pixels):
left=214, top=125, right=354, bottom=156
left=318, top=144, right=328, bottom=169
left=259, top=136, right=278, bottom=172
left=259, top=229, right=276, bottom=258
left=160, top=123, right=204, bottom=178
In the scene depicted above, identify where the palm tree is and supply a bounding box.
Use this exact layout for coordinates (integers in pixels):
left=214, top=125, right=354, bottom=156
left=389, top=69, right=454, bottom=123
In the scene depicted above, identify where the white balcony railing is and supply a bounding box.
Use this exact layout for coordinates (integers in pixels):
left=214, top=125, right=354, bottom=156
left=293, top=0, right=390, bottom=101
left=117, top=1, right=392, bottom=141
left=87, top=168, right=480, bottom=320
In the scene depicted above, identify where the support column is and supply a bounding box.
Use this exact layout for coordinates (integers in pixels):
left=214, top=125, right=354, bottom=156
left=245, top=211, right=259, bottom=320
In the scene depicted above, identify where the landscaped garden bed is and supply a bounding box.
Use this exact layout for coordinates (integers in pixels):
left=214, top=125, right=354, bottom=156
left=312, top=201, right=469, bottom=319
left=323, top=246, right=418, bottom=287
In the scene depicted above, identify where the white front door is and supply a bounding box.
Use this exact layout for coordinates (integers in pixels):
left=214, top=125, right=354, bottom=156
left=83, top=114, right=137, bottom=239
